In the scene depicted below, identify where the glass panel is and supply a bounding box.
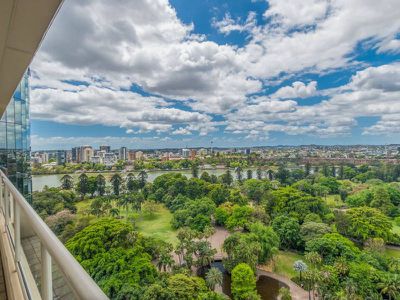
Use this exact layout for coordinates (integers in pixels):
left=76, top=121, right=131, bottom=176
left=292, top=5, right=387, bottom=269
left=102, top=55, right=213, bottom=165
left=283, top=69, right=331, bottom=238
left=6, top=99, right=15, bottom=123
left=15, top=124, right=22, bottom=149
left=0, top=122, right=6, bottom=149
left=6, top=123, right=15, bottom=150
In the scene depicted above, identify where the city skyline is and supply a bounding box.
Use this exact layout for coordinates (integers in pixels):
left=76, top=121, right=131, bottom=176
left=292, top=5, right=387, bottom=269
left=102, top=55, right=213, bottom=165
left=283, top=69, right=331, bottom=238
left=30, top=0, right=400, bottom=150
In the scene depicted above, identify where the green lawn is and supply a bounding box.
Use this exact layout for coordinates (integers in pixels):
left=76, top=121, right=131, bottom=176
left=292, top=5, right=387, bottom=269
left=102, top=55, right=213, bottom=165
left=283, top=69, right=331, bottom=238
left=273, top=251, right=305, bottom=279
left=384, top=247, right=400, bottom=258
left=75, top=199, right=178, bottom=245
left=135, top=205, right=178, bottom=245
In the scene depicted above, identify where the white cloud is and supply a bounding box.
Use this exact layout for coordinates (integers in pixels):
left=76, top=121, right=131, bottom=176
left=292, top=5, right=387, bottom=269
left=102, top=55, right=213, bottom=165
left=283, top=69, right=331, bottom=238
left=30, top=0, right=400, bottom=142
left=273, top=81, right=317, bottom=99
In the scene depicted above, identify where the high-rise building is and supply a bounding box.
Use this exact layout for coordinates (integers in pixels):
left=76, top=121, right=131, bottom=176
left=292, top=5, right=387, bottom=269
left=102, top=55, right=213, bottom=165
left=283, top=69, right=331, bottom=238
left=119, top=146, right=127, bottom=161
left=99, top=145, right=111, bottom=153
left=81, top=146, right=94, bottom=162
left=71, top=146, right=80, bottom=162
left=56, top=150, right=67, bottom=165
left=0, top=71, right=31, bottom=198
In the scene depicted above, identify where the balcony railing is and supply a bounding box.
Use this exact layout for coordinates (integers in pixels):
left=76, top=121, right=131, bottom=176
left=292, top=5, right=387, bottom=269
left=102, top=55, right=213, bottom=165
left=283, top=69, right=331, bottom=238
left=0, top=170, right=108, bottom=300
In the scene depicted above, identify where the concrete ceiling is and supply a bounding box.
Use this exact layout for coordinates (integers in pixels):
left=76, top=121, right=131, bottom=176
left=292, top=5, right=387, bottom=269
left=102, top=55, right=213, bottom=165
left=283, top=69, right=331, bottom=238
left=0, top=0, right=63, bottom=115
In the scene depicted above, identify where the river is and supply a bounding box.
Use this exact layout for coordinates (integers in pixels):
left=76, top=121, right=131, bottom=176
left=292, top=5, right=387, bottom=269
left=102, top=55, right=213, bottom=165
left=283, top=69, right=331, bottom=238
left=32, top=168, right=258, bottom=191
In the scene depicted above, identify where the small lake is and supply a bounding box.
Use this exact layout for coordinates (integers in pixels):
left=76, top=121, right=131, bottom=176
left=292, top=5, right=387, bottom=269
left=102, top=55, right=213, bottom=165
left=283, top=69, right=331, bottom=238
left=32, top=168, right=259, bottom=191
left=211, top=261, right=288, bottom=300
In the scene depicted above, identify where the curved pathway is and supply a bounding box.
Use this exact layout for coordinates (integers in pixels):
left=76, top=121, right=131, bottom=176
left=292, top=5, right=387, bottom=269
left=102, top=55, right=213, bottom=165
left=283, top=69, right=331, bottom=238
left=256, top=269, right=309, bottom=300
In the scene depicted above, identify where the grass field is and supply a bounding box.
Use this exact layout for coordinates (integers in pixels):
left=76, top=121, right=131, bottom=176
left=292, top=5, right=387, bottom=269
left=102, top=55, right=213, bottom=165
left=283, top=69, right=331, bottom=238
left=385, top=247, right=400, bottom=258
left=76, top=199, right=178, bottom=245
left=273, top=251, right=305, bottom=279
left=135, top=205, right=178, bottom=245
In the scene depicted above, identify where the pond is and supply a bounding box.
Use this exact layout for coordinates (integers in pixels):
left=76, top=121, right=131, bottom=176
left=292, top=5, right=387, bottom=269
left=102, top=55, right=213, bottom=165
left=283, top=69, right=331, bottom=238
left=211, top=261, right=288, bottom=300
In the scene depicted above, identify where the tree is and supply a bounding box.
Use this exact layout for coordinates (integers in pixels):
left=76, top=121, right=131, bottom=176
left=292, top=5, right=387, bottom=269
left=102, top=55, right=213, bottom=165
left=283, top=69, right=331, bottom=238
left=110, top=207, right=119, bottom=217
left=126, top=173, right=137, bottom=192
left=231, top=263, right=260, bottom=300
left=200, top=171, right=211, bottom=182
left=77, top=173, right=89, bottom=199
left=305, top=233, right=359, bottom=264
left=45, top=209, right=75, bottom=235
left=194, top=240, right=217, bottom=274
left=243, top=179, right=269, bottom=205
left=205, top=267, right=223, bottom=291
left=223, top=233, right=261, bottom=272
left=248, top=222, right=279, bottom=264
left=235, top=167, right=243, bottom=182
left=276, top=165, right=290, bottom=185
left=110, top=173, right=123, bottom=196
left=305, top=162, right=311, bottom=177
left=96, top=174, right=106, bottom=196
left=256, top=168, right=263, bottom=180
left=300, top=221, right=331, bottom=242
left=167, top=274, right=208, bottom=300
left=226, top=205, right=254, bottom=231
left=138, top=170, right=148, bottom=188
left=266, top=169, right=274, bottom=181
left=337, top=207, right=392, bottom=242
left=60, top=174, right=73, bottom=190
left=377, top=274, right=400, bottom=300
left=221, top=169, right=233, bottom=186
left=209, top=185, right=230, bottom=206
left=247, top=169, right=253, bottom=180
left=272, top=215, right=303, bottom=250
left=191, top=163, right=200, bottom=178
left=142, top=200, right=159, bottom=218
left=293, top=260, right=308, bottom=281
left=157, top=243, right=174, bottom=272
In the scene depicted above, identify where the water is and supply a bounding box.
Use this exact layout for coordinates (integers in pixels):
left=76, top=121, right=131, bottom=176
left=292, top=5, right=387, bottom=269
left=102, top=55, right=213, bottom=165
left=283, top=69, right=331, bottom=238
left=211, top=261, right=288, bottom=300
left=32, top=168, right=259, bottom=191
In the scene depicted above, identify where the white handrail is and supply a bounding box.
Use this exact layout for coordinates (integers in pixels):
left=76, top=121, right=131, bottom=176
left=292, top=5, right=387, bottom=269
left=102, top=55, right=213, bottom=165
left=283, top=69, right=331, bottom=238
left=0, top=170, right=108, bottom=300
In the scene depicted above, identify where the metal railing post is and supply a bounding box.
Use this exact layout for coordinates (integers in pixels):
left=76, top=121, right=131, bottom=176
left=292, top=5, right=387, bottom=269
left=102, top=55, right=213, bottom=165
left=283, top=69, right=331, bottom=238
left=41, top=244, right=52, bottom=300
left=14, top=200, right=21, bottom=262
left=0, top=178, right=3, bottom=213
left=4, top=185, right=9, bottom=228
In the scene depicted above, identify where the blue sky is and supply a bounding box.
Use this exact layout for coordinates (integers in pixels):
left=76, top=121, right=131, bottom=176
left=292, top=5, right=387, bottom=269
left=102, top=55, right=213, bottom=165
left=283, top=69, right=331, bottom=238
left=30, top=0, right=400, bottom=150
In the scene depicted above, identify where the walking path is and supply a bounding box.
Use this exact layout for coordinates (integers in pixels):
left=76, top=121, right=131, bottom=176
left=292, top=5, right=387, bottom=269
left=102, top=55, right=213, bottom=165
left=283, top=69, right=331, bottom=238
left=256, top=269, right=309, bottom=300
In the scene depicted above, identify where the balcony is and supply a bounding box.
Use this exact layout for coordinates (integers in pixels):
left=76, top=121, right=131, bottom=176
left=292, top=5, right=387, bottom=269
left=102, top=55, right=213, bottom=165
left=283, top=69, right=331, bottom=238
left=0, top=170, right=108, bottom=300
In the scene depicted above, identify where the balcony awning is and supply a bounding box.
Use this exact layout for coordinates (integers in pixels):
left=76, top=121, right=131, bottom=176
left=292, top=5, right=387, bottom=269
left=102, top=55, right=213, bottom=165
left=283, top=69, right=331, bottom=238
left=0, top=0, right=63, bottom=115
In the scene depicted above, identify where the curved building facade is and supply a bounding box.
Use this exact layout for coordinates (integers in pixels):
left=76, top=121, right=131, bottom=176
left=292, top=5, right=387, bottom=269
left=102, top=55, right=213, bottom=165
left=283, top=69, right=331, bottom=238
left=0, top=71, right=31, bottom=199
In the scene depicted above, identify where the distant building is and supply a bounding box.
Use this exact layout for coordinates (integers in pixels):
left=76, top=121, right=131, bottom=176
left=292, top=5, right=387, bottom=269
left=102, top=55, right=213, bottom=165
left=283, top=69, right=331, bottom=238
left=81, top=146, right=94, bottom=162
left=56, top=150, right=67, bottom=165
left=104, top=152, right=117, bottom=166
left=71, top=147, right=81, bottom=163
left=245, top=148, right=251, bottom=155
left=119, top=147, right=127, bottom=161
left=90, top=156, right=101, bottom=164
left=100, top=145, right=111, bottom=153
left=135, top=151, right=144, bottom=160
left=128, top=150, right=136, bottom=161
left=190, top=149, right=197, bottom=160
left=182, top=148, right=190, bottom=158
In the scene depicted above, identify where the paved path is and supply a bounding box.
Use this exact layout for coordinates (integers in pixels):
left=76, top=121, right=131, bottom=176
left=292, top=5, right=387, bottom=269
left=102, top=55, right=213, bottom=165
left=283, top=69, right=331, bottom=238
left=256, top=269, right=309, bottom=300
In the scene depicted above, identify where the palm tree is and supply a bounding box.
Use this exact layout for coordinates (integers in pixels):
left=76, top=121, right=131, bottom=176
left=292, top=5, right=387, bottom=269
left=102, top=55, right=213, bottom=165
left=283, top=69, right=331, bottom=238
left=119, top=194, right=132, bottom=218
left=110, top=207, right=119, bottom=217
left=96, top=174, right=106, bottom=196
left=293, top=260, right=308, bottom=281
left=138, top=170, right=148, bottom=188
left=247, top=169, right=253, bottom=180
left=194, top=240, right=217, bottom=273
left=205, top=267, right=223, bottom=291
left=157, top=246, right=174, bottom=272
left=377, top=274, right=400, bottom=300
left=235, top=166, right=243, bottom=182
left=60, top=174, right=73, bottom=190
left=110, top=173, right=123, bottom=196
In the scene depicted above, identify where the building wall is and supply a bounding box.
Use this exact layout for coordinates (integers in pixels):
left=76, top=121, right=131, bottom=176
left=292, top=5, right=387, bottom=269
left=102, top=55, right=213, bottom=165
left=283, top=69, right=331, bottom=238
left=0, top=71, right=31, bottom=199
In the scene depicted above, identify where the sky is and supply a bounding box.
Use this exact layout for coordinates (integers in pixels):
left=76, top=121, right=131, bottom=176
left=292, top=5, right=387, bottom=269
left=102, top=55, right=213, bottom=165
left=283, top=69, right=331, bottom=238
left=30, top=0, right=400, bottom=150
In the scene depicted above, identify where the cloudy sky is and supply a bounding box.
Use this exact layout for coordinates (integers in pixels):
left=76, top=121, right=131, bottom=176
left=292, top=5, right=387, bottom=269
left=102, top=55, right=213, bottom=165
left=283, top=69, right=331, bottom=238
left=30, top=0, right=400, bottom=150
